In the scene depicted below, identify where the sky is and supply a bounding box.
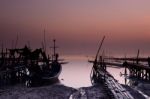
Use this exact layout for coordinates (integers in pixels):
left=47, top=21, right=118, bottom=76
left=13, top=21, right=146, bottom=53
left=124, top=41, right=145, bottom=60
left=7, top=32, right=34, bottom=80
left=1, top=0, right=150, bottom=57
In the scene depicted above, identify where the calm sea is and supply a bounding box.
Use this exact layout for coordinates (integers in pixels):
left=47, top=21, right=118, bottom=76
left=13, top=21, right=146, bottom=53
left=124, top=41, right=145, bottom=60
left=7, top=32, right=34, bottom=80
left=59, top=55, right=126, bottom=88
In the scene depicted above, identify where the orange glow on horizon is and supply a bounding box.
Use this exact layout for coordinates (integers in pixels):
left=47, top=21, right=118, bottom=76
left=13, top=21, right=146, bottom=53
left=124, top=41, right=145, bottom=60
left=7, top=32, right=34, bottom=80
left=1, top=0, right=150, bottom=55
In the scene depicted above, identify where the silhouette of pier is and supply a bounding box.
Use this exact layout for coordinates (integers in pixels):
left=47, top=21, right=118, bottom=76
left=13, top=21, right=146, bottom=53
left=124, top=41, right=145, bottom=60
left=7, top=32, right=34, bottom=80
left=105, top=56, right=150, bottom=82
left=90, top=56, right=134, bottom=99
left=89, top=36, right=134, bottom=99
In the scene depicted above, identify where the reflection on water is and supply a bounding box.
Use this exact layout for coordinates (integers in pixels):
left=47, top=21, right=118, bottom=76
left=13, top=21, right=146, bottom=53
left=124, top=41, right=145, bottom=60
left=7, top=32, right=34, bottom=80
left=59, top=56, right=92, bottom=88
left=59, top=55, right=126, bottom=88
left=107, top=67, right=128, bottom=84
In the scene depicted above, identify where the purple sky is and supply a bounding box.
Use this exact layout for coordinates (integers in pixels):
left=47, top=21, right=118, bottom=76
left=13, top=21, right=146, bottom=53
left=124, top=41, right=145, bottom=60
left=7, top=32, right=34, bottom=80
left=0, top=0, right=150, bottom=56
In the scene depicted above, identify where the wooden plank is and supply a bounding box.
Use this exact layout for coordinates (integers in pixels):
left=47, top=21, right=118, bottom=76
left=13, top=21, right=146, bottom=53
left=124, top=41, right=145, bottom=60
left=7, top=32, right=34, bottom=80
left=100, top=71, right=134, bottom=99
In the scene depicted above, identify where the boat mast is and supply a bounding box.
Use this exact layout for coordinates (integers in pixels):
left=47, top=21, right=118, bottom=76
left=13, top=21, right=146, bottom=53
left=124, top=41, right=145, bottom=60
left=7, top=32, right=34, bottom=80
left=53, top=39, right=56, bottom=57
left=53, top=39, right=56, bottom=60
left=43, top=29, right=46, bottom=53
left=50, top=39, right=58, bottom=61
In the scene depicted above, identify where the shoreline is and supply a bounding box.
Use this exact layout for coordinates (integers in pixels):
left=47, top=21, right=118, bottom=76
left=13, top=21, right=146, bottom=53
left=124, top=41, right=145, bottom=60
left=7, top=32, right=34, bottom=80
left=0, top=83, right=111, bottom=99
left=0, top=83, right=146, bottom=99
left=0, top=84, right=75, bottom=99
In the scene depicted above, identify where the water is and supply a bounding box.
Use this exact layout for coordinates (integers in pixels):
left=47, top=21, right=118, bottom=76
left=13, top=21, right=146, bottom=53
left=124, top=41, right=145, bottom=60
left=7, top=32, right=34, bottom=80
left=59, top=55, right=92, bottom=88
left=107, top=67, right=127, bottom=84
left=59, top=55, right=126, bottom=88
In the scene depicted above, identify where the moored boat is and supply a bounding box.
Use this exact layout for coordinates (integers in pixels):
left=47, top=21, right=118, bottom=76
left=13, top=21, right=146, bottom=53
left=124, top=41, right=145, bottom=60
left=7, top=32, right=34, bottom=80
left=0, top=39, right=62, bottom=87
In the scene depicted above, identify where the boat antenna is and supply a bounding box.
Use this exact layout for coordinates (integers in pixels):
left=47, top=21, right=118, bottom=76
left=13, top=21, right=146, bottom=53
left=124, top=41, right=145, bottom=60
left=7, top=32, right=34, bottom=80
left=43, top=29, right=47, bottom=53
left=53, top=39, right=56, bottom=56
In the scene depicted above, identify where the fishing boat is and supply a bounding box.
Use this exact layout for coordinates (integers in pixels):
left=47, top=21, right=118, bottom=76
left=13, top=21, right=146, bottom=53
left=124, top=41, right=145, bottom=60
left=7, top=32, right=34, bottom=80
left=40, top=39, right=62, bottom=80
left=0, top=39, right=62, bottom=87
left=25, top=39, right=62, bottom=86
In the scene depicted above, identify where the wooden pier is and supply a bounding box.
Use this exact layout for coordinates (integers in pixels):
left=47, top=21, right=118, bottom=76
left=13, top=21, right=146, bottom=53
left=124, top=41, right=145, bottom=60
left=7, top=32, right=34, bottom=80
left=104, top=56, right=150, bottom=82
left=104, top=72, right=134, bottom=99
left=90, top=36, right=134, bottom=99
left=90, top=55, right=150, bottom=99
left=90, top=59, right=134, bottom=99
left=123, top=61, right=150, bottom=81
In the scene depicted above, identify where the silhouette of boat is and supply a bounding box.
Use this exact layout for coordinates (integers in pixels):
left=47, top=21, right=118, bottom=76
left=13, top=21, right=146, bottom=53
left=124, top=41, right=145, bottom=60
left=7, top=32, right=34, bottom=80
left=40, top=40, right=62, bottom=80
left=25, top=39, right=62, bottom=86
left=0, top=39, right=62, bottom=87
